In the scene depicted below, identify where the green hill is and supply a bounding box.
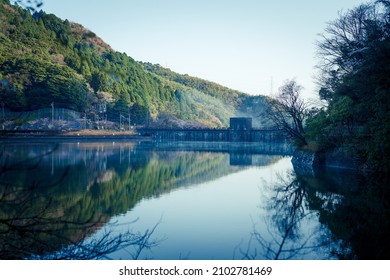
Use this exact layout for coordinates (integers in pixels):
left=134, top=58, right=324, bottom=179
left=0, top=0, right=270, bottom=128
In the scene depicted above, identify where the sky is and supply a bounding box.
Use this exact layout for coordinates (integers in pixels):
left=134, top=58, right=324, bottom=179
left=32, top=0, right=366, bottom=99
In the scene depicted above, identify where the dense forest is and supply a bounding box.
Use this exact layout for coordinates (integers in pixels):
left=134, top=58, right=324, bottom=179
left=0, top=0, right=270, bottom=128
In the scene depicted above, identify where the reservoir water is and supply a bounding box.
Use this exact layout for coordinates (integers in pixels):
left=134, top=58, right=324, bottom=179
left=0, top=140, right=389, bottom=259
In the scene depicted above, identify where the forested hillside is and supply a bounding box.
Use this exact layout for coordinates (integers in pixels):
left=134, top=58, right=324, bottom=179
left=0, top=0, right=270, bottom=128
left=141, top=62, right=273, bottom=128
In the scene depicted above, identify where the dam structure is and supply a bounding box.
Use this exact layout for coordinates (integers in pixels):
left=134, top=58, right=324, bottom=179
left=138, top=118, right=288, bottom=143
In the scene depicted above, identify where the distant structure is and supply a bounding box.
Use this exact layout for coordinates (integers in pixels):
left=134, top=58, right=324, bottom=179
left=229, top=117, right=252, bottom=131
left=229, top=118, right=252, bottom=141
left=138, top=117, right=287, bottom=142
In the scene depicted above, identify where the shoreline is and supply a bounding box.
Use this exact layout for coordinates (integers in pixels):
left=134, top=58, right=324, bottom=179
left=0, top=131, right=151, bottom=142
left=0, top=129, right=150, bottom=142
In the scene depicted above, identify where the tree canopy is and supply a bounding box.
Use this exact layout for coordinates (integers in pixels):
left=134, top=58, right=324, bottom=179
left=306, top=0, right=390, bottom=171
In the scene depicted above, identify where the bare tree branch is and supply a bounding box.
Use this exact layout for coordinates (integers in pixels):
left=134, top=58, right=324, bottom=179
left=0, top=146, right=161, bottom=259
left=266, top=79, right=310, bottom=147
left=315, top=1, right=389, bottom=100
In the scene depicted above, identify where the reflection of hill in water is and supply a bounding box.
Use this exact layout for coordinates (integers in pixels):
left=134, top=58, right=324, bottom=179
left=0, top=141, right=286, bottom=259
left=152, top=141, right=293, bottom=155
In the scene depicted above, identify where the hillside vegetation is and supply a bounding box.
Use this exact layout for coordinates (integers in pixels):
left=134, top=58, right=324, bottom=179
left=304, top=1, right=390, bottom=172
left=0, top=0, right=270, bottom=128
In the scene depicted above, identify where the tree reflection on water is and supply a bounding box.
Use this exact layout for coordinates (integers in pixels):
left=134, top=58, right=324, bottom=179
left=0, top=141, right=243, bottom=259
left=2, top=141, right=389, bottom=259
left=241, top=166, right=390, bottom=260
left=0, top=143, right=161, bottom=259
left=240, top=171, right=335, bottom=260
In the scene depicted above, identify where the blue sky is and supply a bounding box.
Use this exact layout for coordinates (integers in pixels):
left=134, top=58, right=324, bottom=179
left=34, top=0, right=365, bottom=98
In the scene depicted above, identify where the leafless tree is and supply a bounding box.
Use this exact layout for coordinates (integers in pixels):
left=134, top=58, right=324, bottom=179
left=315, top=1, right=389, bottom=101
left=267, top=79, right=310, bottom=147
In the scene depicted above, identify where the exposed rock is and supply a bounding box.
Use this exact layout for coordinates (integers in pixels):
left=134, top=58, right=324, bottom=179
left=291, top=146, right=364, bottom=174
left=291, top=150, right=324, bottom=176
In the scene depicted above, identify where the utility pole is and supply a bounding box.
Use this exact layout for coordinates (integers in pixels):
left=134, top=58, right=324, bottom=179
left=51, top=102, right=54, bottom=124
left=1, top=102, right=4, bottom=130
left=128, top=106, right=131, bottom=132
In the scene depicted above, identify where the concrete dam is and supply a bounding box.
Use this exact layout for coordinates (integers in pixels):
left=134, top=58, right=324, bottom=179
left=138, top=118, right=288, bottom=143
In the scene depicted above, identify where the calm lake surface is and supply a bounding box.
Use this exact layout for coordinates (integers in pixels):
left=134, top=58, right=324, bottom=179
left=1, top=140, right=389, bottom=260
